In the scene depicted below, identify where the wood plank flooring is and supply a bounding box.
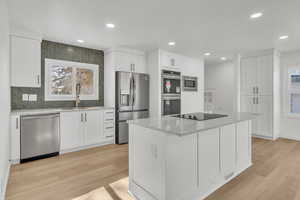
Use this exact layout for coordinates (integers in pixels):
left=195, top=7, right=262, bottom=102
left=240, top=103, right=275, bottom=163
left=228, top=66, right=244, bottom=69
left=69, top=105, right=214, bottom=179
left=6, top=138, right=300, bottom=200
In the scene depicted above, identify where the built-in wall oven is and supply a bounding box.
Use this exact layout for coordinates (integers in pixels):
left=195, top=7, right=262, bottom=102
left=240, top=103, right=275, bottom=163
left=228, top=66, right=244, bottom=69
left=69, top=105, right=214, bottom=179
left=161, top=70, right=181, bottom=115
left=161, top=70, right=181, bottom=95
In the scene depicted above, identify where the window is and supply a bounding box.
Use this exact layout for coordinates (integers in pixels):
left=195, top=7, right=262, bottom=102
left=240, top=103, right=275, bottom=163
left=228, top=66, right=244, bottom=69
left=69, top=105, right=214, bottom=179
left=45, top=59, right=99, bottom=101
left=287, top=67, right=300, bottom=114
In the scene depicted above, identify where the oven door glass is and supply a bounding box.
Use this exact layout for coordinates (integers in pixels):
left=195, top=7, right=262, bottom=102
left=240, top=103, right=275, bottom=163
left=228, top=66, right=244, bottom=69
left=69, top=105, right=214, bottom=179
left=184, top=80, right=196, bottom=88
left=162, top=78, right=181, bottom=94
left=162, top=99, right=181, bottom=115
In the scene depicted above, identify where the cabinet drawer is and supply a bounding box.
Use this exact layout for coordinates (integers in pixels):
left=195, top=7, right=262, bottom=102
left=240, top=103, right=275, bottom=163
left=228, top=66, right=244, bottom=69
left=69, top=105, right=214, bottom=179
left=104, top=110, right=114, bottom=121
left=105, top=131, right=114, bottom=138
left=104, top=122, right=114, bottom=132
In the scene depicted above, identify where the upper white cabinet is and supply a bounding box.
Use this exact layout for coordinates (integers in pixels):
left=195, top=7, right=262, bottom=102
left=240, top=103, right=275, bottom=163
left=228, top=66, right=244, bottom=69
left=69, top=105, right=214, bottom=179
left=240, top=54, right=273, bottom=96
left=10, top=35, right=41, bottom=87
left=109, top=49, right=147, bottom=73
left=160, top=50, right=182, bottom=71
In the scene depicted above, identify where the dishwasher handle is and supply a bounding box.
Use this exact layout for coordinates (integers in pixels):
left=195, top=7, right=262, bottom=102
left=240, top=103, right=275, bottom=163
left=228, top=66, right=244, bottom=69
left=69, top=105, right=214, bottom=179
left=22, top=113, right=60, bottom=120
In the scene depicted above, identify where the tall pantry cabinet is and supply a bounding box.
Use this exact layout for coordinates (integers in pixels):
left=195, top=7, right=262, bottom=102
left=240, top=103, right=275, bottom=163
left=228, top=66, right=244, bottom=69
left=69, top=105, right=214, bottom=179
left=240, top=50, right=280, bottom=140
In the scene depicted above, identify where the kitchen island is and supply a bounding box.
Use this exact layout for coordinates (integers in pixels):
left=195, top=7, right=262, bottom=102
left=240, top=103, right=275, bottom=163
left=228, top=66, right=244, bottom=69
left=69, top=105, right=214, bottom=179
left=128, top=112, right=256, bottom=200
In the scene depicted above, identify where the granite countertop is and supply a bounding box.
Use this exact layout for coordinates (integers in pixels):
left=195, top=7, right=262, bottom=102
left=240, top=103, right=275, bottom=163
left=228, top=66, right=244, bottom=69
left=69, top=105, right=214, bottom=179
left=11, top=106, right=114, bottom=115
left=129, top=112, right=257, bottom=136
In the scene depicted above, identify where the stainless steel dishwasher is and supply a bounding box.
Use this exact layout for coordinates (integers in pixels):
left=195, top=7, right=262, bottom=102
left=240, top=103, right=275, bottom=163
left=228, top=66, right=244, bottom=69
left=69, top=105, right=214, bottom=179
left=21, top=113, right=60, bottom=163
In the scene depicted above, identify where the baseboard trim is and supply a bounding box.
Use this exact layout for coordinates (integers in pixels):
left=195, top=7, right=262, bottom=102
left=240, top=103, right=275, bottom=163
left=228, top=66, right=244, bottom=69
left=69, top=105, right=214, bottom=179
left=60, top=139, right=114, bottom=154
left=252, top=134, right=274, bottom=140
left=278, top=135, right=300, bottom=141
left=1, top=161, right=11, bottom=200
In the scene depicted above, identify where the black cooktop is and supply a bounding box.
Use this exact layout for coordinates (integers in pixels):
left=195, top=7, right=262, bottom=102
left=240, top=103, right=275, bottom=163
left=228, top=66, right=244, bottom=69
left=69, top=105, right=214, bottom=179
left=173, top=112, right=228, bottom=121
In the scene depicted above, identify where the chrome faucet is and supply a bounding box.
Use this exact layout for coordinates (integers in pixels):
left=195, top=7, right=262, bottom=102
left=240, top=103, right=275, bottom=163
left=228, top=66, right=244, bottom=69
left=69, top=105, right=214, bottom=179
left=75, top=83, right=81, bottom=107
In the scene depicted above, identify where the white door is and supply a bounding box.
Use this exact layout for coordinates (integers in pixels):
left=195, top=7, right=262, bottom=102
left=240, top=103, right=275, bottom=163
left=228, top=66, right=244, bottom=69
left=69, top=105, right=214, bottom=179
left=257, top=55, right=273, bottom=95
left=256, top=96, right=273, bottom=138
left=220, top=124, right=236, bottom=180
left=84, top=110, right=104, bottom=145
left=240, top=57, right=257, bottom=95
left=60, top=112, right=84, bottom=150
left=10, top=35, right=41, bottom=87
left=236, top=121, right=250, bottom=170
left=198, top=128, right=220, bottom=193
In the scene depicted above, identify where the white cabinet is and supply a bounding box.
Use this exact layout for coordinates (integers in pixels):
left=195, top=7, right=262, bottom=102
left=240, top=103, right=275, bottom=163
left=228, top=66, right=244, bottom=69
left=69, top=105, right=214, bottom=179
left=60, top=110, right=107, bottom=152
left=198, top=128, right=220, bottom=193
left=103, top=109, right=115, bottom=139
left=10, top=115, right=20, bottom=162
left=240, top=55, right=273, bottom=96
left=10, top=35, right=41, bottom=87
left=236, top=121, right=251, bottom=170
left=60, top=111, right=83, bottom=151
left=85, top=110, right=104, bottom=146
left=240, top=51, right=279, bottom=139
left=220, top=124, right=236, bottom=180
left=112, top=50, right=147, bottom=73
left=160, top=50, right=182, bottom=71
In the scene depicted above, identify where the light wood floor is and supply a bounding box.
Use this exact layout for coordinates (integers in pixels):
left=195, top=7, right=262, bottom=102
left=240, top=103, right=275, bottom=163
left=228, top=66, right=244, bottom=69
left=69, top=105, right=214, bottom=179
left=6, top=138, right=300, bottom=200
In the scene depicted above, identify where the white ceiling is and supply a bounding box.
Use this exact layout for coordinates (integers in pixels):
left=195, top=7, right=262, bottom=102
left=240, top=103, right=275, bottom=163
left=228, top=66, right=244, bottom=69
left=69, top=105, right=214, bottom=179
left=8, top=0, right=300, bottom=63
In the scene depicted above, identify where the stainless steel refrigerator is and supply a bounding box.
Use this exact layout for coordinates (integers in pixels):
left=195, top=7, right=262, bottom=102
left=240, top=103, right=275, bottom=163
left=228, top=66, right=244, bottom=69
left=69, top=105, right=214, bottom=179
left=116, top=71, right=149, bottom=144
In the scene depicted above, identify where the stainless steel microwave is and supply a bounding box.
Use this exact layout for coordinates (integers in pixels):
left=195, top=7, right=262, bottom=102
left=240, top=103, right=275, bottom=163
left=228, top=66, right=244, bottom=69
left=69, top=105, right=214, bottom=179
left=183, top=76, right=198, bottom=91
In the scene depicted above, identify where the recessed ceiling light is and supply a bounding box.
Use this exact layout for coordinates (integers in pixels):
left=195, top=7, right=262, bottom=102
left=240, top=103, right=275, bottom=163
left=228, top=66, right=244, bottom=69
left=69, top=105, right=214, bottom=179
left=77, top=39, right=84, bottom=43
left=106, top=23, right=115, bottom=28
left=168, top=41, right=176, bottom=46
left=250, top=12, right=263, bottom=19
left=204, top=52, right=211, bottom=56
left=279, top=35, right=289, bottom=40
left=221, top=57, right=227, bottom=61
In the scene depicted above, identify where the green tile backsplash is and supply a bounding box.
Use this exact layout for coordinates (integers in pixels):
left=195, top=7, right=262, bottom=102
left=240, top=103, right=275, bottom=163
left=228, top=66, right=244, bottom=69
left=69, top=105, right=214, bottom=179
left=11, top=40, right=104, bottom=110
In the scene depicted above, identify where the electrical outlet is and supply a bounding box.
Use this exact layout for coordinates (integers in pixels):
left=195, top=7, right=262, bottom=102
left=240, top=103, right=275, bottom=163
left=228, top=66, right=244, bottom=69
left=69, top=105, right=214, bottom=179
left=22, top=94, right=29, bottom=101
left=28, top=94, right=37, bottom=101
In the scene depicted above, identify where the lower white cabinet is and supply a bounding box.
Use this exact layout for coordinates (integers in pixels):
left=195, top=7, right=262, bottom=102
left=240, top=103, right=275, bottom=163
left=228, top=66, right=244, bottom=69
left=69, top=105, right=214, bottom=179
left=198, top=128, right=220, bottom=193
left=60, top=110, right=108, bottom=151
left=10, top=115, right=20, bottom=162
left=236, top=121, right=251, bottom=170
left=220, top=124, right=236, bottom=180
left=60, top=111, right=83, bottom=151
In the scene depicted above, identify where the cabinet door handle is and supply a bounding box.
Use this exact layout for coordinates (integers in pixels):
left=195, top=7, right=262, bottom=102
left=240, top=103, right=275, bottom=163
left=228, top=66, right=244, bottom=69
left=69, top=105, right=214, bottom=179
left=256, top=87, right=259, bottom=94
left=81, top=113, right=83, bottom=122
left=253, top=97, right=256, bottom=104
left=16, top=118, right=19, bottom=129
left=37, top=75, right=40, bottom=85
left=253, top=87, right=255, bottom=94
left=85, top=113, right=87, bottom=122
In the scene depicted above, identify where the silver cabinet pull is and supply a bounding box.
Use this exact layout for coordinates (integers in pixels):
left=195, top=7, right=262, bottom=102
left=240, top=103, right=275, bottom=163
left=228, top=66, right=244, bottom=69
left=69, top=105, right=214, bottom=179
left=253, top=97, right=256, bottom=104
left=37, top=75, right=40, bottom=85
left=253, top=87, right=255, bottom=94
left=85, top=113, right=87, bottom=122
left=256, top=87, right=259, bottom=94
left=81, top=113, right=83, bottom=122
left=16, top=118, right=19, bottom=129
left=105, top=127, right=114, bottom=129
left=106, top=135, right=114, bottom=138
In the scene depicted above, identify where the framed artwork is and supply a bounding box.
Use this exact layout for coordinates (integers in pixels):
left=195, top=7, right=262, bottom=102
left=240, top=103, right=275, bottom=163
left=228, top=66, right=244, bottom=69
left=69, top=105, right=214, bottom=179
left=45, top=59, right=99, bottom=101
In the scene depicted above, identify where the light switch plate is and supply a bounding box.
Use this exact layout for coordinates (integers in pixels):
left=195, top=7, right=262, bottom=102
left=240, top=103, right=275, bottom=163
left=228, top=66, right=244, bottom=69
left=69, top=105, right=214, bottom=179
left=22, top=94, right=29, bottom=101
left=28, top=94, right=37, bottom=101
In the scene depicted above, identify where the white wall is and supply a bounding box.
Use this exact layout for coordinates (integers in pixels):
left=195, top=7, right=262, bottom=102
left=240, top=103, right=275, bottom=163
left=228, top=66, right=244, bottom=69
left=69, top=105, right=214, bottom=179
left=204, top=61, right=236, bottom=113
left=280, top=50, right=300, bottom=140
left=0, top=0, right=11, bottom=198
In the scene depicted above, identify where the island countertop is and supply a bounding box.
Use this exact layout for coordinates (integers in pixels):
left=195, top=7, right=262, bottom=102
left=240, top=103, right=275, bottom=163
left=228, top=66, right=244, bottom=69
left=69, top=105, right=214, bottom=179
left=129, top=112, right=257, bottom=136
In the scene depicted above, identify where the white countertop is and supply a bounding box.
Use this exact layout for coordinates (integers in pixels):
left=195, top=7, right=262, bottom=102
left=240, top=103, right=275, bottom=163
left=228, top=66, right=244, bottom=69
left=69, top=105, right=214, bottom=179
left=129, top=112, right=257, bottom=136
left=11, top=106, right=114, bottom=115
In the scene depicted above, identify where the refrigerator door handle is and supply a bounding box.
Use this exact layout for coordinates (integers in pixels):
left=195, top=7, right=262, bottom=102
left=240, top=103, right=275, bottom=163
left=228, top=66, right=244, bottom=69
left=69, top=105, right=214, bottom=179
left=132, top=75, right=136, bottom=106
